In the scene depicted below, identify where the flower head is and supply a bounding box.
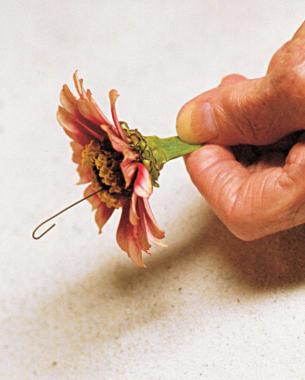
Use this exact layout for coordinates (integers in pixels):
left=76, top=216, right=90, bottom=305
left=57, top=72, right=165, bottom=267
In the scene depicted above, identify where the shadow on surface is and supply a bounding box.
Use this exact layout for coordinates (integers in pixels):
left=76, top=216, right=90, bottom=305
left=116, top=203, right=305, bottom=292
left=4, top=201, right=305, bottom=376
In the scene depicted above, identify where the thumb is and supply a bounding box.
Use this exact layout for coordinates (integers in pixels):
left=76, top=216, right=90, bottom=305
left=176, top=73, right=300, bottom=146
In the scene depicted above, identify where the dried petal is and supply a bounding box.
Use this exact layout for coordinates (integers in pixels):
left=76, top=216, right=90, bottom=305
left=141, top=198, right=165, bottom=239
left=76, top=164, right=93, bottom=184
left=70, top=141, right=83, bottom=164
left=84, top=184, right=101, bottom=210
left=116, top=203, right=129, bottom=252
left=129, top=192, right=139, bottom=225
left=57, top=106, right=91, bottom=145
left=95, top=203, right=114, bottom=233
left=60, top=85, right=78, bottom=115
left=109, top=89, right=128, bottom=141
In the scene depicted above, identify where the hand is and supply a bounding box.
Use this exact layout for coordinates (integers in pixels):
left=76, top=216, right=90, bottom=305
left=176, top=22, right=305, bottom=240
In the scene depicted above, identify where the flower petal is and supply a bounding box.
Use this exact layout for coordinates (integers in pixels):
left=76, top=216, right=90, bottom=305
left=134, top=163, right=153, bottom=198
left=73, top=70, right=86, bottom=98
left=95, top=203, right=114, bottom=233
left=116, top=203, right=129, bottom=252
left=120, top=158, right=138, bottom=189
left=77, top=98, right=111, bottom=126
left=70, top=141, right=83, bottom=164
left=141, top=198, right=165, bottom=239
left=129, top=192, right=139, bottom=225
left=136, top=208, right=151, bottom=253
left=60, top=84, right=78, bottom=115
left=84, top=184, right=102, bottom=210
left=127, top=234, right=145, bottom=268
left=109, top=89, right=129, bottom=141
left=117, top=203, right=145, bottom=267
left=76, top=164, right=93, bottom=184
left=57, top=106, right=91, bottom=145
left=101, top=124, right=130, bottom=153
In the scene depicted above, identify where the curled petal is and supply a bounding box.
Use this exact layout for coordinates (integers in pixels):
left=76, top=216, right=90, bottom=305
left=72, top=71, right=112, bottom=130
left=134, top=163, right=153, bottom=198
left=73, top=71, right=86, bottom=98
left=109, top=89, right=128, bottom=141
left=60, top=85, right=78, bottom=115
left=95, top=203, right=114, bottom=233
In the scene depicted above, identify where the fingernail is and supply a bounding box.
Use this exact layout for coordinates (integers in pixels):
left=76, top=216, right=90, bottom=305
left=176, top=101, right=218, bottom=143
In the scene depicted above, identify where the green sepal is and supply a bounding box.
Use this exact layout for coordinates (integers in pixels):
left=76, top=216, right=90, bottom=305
left=120, top=122, right=201, bottom=187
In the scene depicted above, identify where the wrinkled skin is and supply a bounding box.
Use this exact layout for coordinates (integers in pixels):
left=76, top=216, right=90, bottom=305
left=176, top=22, right=305, bottom=240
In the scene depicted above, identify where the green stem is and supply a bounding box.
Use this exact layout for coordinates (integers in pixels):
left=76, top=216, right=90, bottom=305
left=145, top=135, right=202, bottom=163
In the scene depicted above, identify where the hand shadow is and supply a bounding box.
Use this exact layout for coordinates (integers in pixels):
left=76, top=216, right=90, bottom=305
left=199, top=209, right=305, bottom=291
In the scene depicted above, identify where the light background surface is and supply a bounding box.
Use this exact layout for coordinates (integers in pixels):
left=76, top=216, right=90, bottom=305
left=1, top=1, right=305, bottom=379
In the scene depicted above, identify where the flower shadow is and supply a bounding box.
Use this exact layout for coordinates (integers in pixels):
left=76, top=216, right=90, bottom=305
left=4, top=201, right=305, bottom=376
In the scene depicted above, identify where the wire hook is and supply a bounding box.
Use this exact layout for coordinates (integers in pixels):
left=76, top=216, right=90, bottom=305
left=32, top=188, right=102, bottom=240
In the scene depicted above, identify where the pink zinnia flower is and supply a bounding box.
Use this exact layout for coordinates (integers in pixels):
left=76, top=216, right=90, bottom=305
left=57, top=72, right=164, bottom=267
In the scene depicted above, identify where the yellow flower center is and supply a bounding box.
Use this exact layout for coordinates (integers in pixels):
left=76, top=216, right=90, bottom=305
left=81, top=140, right=131, bottom=208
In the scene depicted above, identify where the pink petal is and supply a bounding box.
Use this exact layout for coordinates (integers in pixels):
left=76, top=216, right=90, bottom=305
left=134, top=163, right=153, bottom=198
left=60, top=85, right=78, bottom=115
left=77, top=98, right=111, bottom=127
left=127, top=234, right=146, bottom=268
left=101, top=124, right=130, bottom=153
left=141, top=198, right=165, bottom=239
left=129, top=192, right=139, bottom=226
left=116, top=203, right=145, bottom=267
left=135, top=210, right=151, bottom=252
left=116, top=203, right=129, bottom=252
left=73, top=71, right=113, bottom=126
left=109, top=89, right=129, bottom=141
left=120, top=158, right=138, bottom=189
left=57, top=106, right=91, bottom=145
left=95, top=203, right=114, bottom=233
left=73, top=71, right=85, bottom=98
left=57, top=106, right=105, bottom=143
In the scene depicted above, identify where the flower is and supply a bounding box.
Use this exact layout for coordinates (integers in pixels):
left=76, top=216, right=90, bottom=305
left=56, top=71, right=165, bottom=267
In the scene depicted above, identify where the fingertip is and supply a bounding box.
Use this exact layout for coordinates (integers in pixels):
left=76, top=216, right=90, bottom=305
left=176, top=100, right=218, bottom=144
left=220, top=74, right=247, bottom=86
left=176, top=101, right=197, bottom=143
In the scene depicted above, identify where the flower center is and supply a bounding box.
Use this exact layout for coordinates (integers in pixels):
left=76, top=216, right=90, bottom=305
left=81, top=140, right=131, bottom=208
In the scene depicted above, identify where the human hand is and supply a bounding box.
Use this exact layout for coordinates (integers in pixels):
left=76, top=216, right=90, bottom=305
left=176, top=22, right=305, bottom=240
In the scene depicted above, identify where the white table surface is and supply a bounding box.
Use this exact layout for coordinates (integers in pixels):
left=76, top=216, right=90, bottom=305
left=1, top=1, right=305, bottom=379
